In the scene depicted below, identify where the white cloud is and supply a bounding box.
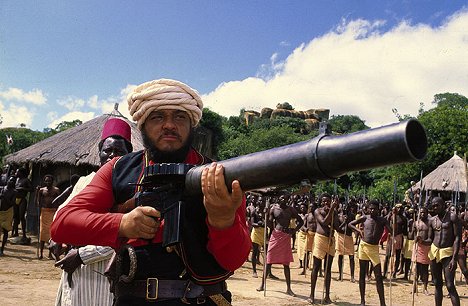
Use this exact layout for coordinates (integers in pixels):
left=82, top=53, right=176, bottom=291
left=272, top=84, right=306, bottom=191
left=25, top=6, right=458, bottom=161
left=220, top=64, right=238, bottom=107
left=0, top=101, right=34, bottom=127
left=203, top=10, right=468, bottom=128
left=0, top=87, right=46, bottom=105
left=50, top=84, right=136, bottom=130
left=47, top=111, right=95, bottom=129
left=57, top=96, right=86, bottom=111
left=87, top=95, right=99, bottom=109
left=47, top=111, right=58, bottom=122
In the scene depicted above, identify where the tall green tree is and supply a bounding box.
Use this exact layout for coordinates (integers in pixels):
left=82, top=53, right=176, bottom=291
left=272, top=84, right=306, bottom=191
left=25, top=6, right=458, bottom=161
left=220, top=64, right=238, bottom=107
left=0, top=127, right=48, bottom=164
left=55, top=119, right=82, bottom=132
left=199, top=108, right=225, bottom=157
left=328, top=114, right=369, bottom=134
left=368, top=92, right=468, bottom=203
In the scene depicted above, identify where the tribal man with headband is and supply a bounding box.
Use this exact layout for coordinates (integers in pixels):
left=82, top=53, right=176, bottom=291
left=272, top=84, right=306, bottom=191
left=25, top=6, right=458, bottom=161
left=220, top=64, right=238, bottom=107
left=52, top=79, right=251, bottom=305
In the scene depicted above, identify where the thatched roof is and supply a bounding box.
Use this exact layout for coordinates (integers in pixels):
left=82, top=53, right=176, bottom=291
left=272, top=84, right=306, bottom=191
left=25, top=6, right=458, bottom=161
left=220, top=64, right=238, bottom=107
left=4, top=109, right=144, bottom=168
left=410, top=153, right=468, bottom=193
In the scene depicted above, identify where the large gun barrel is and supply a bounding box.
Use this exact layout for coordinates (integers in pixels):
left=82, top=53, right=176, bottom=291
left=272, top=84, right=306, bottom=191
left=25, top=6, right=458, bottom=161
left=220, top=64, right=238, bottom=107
left=185, top=119, right=427, bottom=195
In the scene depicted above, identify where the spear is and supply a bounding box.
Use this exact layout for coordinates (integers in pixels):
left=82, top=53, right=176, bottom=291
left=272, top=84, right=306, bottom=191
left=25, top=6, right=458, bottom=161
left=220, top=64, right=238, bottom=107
left=411, top=170, right=424, bottom=306
left=339, top=184, right=351, bottom=281
left=34, top=150, right=50, bottom=258
left=262, top=196, right=270, bottom=297
left=389, top=177, right=398, bottom=306
left=320, top=180, right=337, bottom=304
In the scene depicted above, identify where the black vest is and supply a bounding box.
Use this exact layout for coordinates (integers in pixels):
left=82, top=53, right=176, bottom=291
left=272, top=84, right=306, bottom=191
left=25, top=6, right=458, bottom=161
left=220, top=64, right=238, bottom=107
left=112, top=151, right=232, bottom=285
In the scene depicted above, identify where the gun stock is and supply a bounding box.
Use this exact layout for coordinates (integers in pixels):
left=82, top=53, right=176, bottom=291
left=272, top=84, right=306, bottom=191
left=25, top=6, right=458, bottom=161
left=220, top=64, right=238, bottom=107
left=185, top=119, right=427, bottom=195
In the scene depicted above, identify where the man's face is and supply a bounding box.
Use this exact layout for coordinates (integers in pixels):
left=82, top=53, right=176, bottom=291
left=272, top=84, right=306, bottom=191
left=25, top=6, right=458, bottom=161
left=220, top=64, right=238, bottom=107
left=369, top=204, right=379, bottom=217
left=143, top=109, right=191, bottom=153
left=7, top=176, right=15, bottom=188
left=44, top=176, right=53, bottom=187
left=419, top=208, right=428, bottom=220
left=99, top=137, right=129, bottom=166
left=278, top=195, right=290, bottom=206
left=431, top=198, right=444, bottom=214
left=321, top=196, right=331, bottom=207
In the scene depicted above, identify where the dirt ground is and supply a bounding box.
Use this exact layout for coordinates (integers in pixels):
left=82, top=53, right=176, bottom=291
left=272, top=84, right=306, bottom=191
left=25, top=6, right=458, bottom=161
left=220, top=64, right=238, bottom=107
left=1, top=235, right=467, bottom=306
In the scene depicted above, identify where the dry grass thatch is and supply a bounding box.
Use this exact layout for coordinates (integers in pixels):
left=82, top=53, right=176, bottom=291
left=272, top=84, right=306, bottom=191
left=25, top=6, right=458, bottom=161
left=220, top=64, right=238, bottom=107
left=4, top=112, right=144, bottom=168
left=410, top=153, right=467, bottom=193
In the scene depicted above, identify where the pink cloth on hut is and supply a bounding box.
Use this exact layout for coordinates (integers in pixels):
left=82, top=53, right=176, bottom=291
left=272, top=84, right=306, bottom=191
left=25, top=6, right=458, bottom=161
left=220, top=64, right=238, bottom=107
left=266, top=229, right=294, bottom=265
left=412, top=242, right=431, bottom=265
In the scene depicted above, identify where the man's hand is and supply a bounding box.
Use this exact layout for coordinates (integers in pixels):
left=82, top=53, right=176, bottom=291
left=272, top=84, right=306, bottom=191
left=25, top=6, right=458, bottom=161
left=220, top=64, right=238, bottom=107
left=358, top=229, right=364, bottom=238
left=55, top=249, right=83, bottom=274
left=118, top=206, right=161, bottom=239
left=201, top=163, right=243, bottom=229
left=331, top=196, right=339, bottom=211
left=449, top=258, right=457, bottom=272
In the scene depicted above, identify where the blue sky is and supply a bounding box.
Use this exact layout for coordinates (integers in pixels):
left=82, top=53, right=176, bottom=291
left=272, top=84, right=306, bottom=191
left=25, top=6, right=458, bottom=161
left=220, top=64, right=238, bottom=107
left=1, top=1, right=467, bottom=131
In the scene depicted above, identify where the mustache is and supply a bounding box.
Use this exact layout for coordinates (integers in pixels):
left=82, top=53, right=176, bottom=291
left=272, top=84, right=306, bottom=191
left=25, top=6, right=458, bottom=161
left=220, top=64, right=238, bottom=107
left=159, top=130, right=181, bottom=140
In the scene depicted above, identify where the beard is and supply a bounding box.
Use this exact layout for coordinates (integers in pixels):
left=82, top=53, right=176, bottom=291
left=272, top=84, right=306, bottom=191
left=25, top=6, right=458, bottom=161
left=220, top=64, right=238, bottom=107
left=142, top=129, right=194, bottom=163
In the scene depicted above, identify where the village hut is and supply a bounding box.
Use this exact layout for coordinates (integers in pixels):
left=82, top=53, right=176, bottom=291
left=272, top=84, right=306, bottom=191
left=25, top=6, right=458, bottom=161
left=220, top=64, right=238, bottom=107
left=3, top=106, right=144, bottom=189
left=409, top=152, right=467, bottom=203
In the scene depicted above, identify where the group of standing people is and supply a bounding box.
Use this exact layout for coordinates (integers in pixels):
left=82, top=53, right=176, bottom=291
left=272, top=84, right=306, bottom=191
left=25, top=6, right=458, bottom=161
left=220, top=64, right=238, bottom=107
left=246, top=187, right=467, bottom=306
left=0, top=164, right=36, bottom=254
left=0, top=163, right=66, bottom=259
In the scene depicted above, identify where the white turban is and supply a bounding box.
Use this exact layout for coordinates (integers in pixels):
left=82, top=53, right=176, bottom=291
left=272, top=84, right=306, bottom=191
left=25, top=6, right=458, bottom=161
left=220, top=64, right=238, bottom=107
left=127, top=79, right=203, bottom=129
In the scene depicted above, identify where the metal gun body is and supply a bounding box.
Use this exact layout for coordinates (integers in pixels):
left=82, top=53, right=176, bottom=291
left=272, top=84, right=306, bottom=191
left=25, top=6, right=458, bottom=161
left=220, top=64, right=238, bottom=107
left=185, top=119, right=427, bottom=195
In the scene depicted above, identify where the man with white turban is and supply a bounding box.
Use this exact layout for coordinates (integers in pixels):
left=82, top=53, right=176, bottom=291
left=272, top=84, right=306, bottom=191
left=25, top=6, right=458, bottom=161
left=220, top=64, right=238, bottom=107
left=52, top=79, right=251, bottom=305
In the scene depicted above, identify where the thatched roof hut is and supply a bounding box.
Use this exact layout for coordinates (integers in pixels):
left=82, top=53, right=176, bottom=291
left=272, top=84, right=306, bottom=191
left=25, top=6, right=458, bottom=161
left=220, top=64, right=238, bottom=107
left=4, top=109, right=143, bottom=169
left=409, top=153, right=467, bottom=201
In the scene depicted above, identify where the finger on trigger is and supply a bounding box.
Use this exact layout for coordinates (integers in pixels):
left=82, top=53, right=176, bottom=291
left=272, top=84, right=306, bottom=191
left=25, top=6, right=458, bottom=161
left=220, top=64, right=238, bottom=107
left=143, top=206, right=161, bottom=218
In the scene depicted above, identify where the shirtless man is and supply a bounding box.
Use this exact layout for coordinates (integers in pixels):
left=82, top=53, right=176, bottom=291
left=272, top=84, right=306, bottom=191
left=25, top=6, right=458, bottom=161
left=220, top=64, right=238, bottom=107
left=12, top=167, right=33, bottom=242
left=383, top=203, right=407, bottom=279
left=300, top=199, right=317, bottom=275
left=296, top=202, right=309, bottom=270
left=36, top=174, right=61, bottom=259
left=336, top=200, right=356, bottom=282
left=308, top=193, right=340, bottom=305
left=349, top=200, right=390, bottom=306
left=246, top=194, right=256, bottom=232
left=0, top=176, right=16, bottom=256
left=428, top=197, right=461, bottom=306
left=257, top=193, right=303, bottom=296
left=401, top=209, right=415, bottom=280
left=250, top=195, right=266, bottom=278
left=0, top=165, right=11, bottom=186
left=409, top=207, right=431, bottom=295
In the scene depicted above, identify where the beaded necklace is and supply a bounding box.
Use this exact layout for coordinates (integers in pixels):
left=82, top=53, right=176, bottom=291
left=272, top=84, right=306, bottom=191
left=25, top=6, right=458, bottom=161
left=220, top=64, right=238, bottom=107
left=433, top=210, right=448, bottom=231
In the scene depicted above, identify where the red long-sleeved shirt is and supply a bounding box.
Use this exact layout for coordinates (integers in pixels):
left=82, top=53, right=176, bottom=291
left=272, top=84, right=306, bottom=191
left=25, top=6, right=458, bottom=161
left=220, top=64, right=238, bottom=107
left=51, top=150, right=251, bottom=271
